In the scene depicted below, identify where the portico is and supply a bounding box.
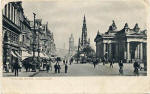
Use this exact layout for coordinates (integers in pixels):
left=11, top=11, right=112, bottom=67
left=94, top=21, right=147, bottom=64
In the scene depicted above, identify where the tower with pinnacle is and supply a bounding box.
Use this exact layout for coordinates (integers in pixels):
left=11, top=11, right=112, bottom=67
left=69, top=34, right=74, bottom=55
left=80, top=15, right=90, bottom=49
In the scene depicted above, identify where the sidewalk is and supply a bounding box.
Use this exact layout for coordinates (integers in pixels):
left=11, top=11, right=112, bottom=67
left=3, top=68, right=39, bottom=77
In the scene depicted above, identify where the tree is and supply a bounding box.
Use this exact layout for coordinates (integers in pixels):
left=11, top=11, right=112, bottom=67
left=82, top=45, right=95, bottom=58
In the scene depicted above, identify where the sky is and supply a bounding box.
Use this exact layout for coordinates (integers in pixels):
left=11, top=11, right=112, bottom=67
left=22, top=0, right=148, bottom=50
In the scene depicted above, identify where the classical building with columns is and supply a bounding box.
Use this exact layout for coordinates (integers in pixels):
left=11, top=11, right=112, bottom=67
left=94, top=21, right=147, bottom=63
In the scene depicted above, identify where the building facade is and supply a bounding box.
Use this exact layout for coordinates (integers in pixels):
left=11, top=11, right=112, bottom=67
left=94, top=21, right=147, bottom=64
left=2, top=1, right=25, bottom=71
left=20, top=17, right=33, bottom=60
left=30, top=19, right=56, bottom=58
left=2, top=1, right=56, bottom=72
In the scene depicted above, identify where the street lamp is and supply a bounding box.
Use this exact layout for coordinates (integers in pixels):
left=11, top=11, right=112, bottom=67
left=32, top=12, right=36, bottom=72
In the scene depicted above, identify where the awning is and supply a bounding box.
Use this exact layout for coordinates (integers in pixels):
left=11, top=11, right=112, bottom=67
left=22, top=51, right=33, bottom=60
left=40, top=53, right=49, bottom=58
left=11, top=51, right=17, bottom=57
left=15, top=51, right=21, bottom=58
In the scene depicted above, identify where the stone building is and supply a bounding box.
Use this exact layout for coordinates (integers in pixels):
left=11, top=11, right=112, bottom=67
left=94, top=21, right=147, bottom=64
left=2, top=1, right=56, bottom=72
left=30, top=19, right=56, bottom=58
left=69, top=34, right=74, bottom=55
left=20, top=17, right=33, bottom=60
left=2, top=1, right=25, bottom=71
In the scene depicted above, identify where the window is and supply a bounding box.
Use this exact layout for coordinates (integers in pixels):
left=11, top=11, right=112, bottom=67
left=14, top=8, right=16, bottom=24
left=8, top=3, right=10, bottom=19
left=11, top=5, right=13, bottom=21
left=5, top=5, right=7, bottom=16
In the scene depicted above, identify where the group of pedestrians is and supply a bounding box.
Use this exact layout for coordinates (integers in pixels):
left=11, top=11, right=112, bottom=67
left=92, top=57, right=143, bottom=76
left=54, top=62, right=68, bottom=74
left=118, top=60, right=142, bottom=76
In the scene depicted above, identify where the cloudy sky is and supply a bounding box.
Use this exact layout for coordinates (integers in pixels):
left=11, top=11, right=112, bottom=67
left=22, top=0, right=148, bottom=50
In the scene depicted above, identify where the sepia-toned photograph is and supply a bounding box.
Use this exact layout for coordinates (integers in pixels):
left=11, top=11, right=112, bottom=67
left=2, top=0, right=147, bottom=77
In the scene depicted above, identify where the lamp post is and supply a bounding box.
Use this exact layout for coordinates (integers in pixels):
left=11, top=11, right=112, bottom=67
left=32, top=12, right=36, bottom=72
left=33, top=13, right=36, bottom=58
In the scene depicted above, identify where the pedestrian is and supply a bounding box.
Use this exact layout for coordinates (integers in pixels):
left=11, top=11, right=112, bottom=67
left=110, top=59, right=113, bottom=68
left=133, top=61, right=139, bottom=76
left=11, top=61, right=14, bottom=72
left=24, top=61, right=28, bottom=72
left=13, top=59, right=19, bottom=76
left=70, top=58, right=73, bottom=65
left=19, top=61, right=22, bottom=72
left=102, top=58, right=105, bottom=65
left=93, top=59, right=97, bottom=68
left=54, top=63, right=57, bottom=73
left=65, top=63, right=68, bottom=73
left=57, top=63, right=61, bottom=73
left=112, top=58, right=115, bottom=64
left=49, top=61, right=52, bottom=71
left=119, top=60, right=123, bottom=75
left=63, top=60, right=65, bottom=65
left=66, top=60, right=68, bottom=64
left=46, top=63, right=50, bottom=73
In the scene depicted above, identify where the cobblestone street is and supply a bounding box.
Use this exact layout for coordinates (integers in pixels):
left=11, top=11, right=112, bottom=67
left=3, top=62, right=146, bottom=77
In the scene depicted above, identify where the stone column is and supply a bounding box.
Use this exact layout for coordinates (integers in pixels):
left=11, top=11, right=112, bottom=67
left=134, top=45, right=137, bottom=59
left=106, top=43, right=108, bottom=61
left=137, top=44, right=140, bottom=59
left=138, top=44, right=140, bottom=59
left=140, top=42, right=143, bottom=60
left=127, top=42, right=130, bottom=62
left=99, top=43, right=101, bottom=58
left=103, top=43, right=106, bottom=56
left=109, top=43, right=112, bottom=60
left=97, top=44, right=99, bottom=57
left=115, top=43, right=118, bottom=61
left=96, top=43, right=99, bottom=58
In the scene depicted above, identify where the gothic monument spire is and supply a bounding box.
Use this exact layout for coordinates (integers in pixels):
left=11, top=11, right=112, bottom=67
left=81, top=15, right=88, bottom=46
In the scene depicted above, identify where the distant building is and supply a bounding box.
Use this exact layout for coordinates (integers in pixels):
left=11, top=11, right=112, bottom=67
left=94, top=20, right=147, bottom=64
left=69, top=34, right=74, bottom=55
left=68, top=34, right=78, bottom=58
